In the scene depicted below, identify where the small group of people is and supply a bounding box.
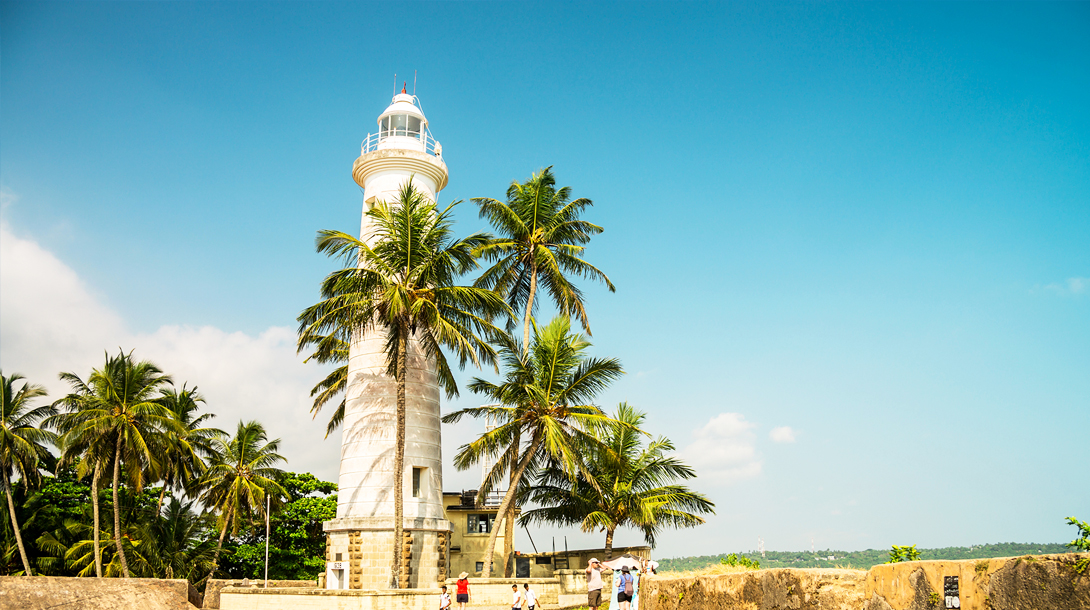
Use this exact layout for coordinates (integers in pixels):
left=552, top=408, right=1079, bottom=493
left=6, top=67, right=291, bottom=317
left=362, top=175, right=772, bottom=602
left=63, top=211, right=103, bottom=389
left=440, top=572, right=537, bottom=610
left=585, top=557, right=653, bottom=610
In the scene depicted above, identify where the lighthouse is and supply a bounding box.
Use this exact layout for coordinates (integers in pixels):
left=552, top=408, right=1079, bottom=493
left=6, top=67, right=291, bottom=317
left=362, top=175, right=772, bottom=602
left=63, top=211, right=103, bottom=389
left=323, top=86, right=452, bottom=590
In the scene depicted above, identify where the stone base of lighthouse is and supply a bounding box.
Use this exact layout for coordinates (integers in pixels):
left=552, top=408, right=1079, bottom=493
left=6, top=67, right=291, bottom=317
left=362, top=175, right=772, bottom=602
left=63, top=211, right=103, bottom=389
left=323, top=517, right=452, bottom=590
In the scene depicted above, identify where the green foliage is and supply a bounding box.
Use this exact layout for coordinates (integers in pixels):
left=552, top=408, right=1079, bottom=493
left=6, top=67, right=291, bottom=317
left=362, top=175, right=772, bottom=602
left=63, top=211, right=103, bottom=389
left=520, top=403, right=714, bottom=554
left=658, top=543, right=1075, bottom=572
left=1066, top=516, right=1090, bottom=553
left=719, top=553, right=759, bottom=570
left=221, top=472, right=337, bottom=580
left=888, top=544, right=921, bottom=563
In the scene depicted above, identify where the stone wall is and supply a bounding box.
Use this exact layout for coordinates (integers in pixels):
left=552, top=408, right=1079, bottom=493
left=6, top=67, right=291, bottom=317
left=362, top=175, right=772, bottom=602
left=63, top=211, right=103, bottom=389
left=641, top=553, right=1090, bottom=610
left=0, top=575, right=197, bottom=610
left=645, top=568, right=866, bottom=610
left=202, top=579, right=317, bottom=609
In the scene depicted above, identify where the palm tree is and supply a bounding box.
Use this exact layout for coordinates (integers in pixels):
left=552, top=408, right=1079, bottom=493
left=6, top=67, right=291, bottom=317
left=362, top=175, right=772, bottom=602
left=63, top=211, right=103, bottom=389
left=0, top=371, right=56, bottom=575
left=472, top=166, right=615, bottom=573
left=297, top=180, right=510, bottom=588
left=442, top=316, right=624, bottom=578
left=199, top=420, right=286, bottom=586
left=520, top=403, right=714, bottom=559
left=49, top=402, right=112, bottom=578
left=141, top=496, right=218, bottom=581
left=55, top=350, right=178, bottom=578
left=153, top=385, right=221, bottom=514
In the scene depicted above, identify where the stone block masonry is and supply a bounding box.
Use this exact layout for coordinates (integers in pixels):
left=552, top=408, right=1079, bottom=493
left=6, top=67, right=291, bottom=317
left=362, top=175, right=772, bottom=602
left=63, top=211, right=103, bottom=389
left=0, top=575, right=198, bottom=610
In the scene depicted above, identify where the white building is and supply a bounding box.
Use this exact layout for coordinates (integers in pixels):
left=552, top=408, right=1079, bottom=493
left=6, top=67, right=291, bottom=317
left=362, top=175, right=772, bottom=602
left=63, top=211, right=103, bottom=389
left=323, top=86, right=452, bottom=590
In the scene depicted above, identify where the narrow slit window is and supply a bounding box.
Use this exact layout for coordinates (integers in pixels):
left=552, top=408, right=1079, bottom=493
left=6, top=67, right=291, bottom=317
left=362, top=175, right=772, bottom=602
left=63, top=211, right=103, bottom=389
left=412, top=467, right=422, bottom=498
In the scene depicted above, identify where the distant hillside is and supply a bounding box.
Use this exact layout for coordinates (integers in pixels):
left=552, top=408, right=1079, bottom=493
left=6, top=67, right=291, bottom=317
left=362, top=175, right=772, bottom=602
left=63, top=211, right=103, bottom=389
left=658, top=542, right=1073, bottom=572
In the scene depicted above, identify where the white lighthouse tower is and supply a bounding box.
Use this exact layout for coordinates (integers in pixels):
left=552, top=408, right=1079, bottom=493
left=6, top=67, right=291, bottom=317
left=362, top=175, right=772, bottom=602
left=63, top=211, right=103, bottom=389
left=323, top=85, right=452, bottom=590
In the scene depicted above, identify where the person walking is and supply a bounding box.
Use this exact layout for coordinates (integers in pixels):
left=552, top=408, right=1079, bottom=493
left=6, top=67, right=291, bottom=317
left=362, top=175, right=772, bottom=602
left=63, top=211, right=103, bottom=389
left=523, top=583, right=538, bottom=610
left=511, top=584, right=523, bottom=610
left=440, top=586, right=452, bottom=610
left=585, top=558, right=605, bottom=610
left=617, top=566, right=635, bottom=610
left=456, top=572, right=471, bottom=610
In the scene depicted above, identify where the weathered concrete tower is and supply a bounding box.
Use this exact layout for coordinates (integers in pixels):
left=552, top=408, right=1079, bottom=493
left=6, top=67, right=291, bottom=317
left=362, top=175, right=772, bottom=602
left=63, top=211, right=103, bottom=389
left=323, top=86, right=452, bottom=590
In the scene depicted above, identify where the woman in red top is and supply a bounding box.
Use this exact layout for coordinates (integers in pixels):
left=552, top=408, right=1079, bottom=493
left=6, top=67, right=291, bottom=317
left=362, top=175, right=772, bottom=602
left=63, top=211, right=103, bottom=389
left=456, top=572, right=471, bottom=610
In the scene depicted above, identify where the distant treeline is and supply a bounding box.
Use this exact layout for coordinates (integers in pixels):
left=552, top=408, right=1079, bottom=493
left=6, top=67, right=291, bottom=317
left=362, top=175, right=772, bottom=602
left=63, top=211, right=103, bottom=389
left=658, top=542, right=1073, bottom=572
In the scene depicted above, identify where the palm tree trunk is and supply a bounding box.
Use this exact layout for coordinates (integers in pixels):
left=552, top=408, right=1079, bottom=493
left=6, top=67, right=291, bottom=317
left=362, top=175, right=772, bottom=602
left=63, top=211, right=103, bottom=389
left=507, top=261, right=537, bottom=579
left=112, top=438, right=131, bottom=578
left=206, top=509, right=231, bottom=585
left=156, top=484, right=167, bottom=517
left=502, top=430, right=519, bottom=578
left=2, top=471, right=33, bottom=576
left=482, top=435, right=540, bottom=579
left=391, top=326, right=408, bottom=589
left=92, top=462, right=103, bottom=578
left=604, top=527, right=615, bottom=560
left=521, top=259, right=538, bottom=354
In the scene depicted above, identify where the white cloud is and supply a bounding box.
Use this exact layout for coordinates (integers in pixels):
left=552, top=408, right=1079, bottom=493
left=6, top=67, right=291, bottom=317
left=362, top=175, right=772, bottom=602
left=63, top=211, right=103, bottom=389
left=769, top=426, right=797, bottom=443
left=682, top=412, right=762, bottom=484
left=1044, top=277, right=1088, bottom=295
left=0, top=210, right=341, bottom=483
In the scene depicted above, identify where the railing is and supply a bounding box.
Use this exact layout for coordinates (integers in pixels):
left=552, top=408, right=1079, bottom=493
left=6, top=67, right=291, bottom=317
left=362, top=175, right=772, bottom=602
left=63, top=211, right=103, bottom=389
left=361, top=130, right=442, bottom=157
left=481, top=489, right=504, bottom=508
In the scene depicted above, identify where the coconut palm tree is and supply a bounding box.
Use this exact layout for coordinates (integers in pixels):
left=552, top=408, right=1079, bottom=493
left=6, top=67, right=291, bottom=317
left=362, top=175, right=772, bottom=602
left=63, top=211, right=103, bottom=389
left=199, top=420, right=286, bottom=586
left=141, top=496, right=218, bottom=580
left=472, top=166, right=615, bottom=573
left=49, top=402, right=113, bottom=578
left=520, top=403, right=714, bottom=559
left=153, top=385, right=221, bottom=514
left=297, top=180, right=510, bottom=587
left=54, top=350, right=178, bottom=578
left=0, top=371, right=56, bottom=575
left=442, top=316, right=624, bottom=578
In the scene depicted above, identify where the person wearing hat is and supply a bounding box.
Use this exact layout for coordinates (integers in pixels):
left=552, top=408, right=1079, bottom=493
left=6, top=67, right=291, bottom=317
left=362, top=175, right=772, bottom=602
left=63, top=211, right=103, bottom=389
left=585, top=558, right=605, bottom=610
left=617, top=566, right=635, bottom=610
left=456, top=572, right=471, bottom=610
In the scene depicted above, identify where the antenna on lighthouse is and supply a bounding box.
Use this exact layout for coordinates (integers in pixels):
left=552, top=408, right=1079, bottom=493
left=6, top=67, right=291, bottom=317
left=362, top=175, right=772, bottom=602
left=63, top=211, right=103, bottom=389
left=392, top=74, right=397, bottom=97
left=413, top=70, right=417, bottom=95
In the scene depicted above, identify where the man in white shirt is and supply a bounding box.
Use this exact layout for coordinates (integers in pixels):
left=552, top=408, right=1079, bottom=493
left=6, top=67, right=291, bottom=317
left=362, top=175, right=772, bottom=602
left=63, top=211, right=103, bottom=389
left=523, top=583, right=537, bottom=610
left=511, top=584, right=523, bottom=610
left=585, top=558, right=605, bottom=610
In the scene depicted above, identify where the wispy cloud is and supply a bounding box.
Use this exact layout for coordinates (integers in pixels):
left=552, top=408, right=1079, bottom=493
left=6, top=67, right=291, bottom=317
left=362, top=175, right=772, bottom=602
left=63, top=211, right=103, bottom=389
left=0, top=205, right=341, bottom=482
left=1044, top=277, right=1088, bottom=296
left=769, top=426, right=797, bottom=443
left=682, top=412, right=762, bottom=484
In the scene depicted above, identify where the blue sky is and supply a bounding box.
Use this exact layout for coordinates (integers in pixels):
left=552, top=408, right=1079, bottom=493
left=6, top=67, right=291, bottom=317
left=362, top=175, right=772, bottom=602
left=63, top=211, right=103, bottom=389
left=2, top=2, right=1088, bottom=559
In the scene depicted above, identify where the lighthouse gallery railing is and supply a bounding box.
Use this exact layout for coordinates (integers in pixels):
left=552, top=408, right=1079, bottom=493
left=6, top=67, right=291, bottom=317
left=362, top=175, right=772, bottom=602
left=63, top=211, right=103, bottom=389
left=361, top=130, right=442, bottom=157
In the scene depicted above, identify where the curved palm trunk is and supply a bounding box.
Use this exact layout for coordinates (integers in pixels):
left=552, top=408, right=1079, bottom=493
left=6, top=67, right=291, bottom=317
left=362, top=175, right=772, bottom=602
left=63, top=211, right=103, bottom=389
left=92, top=462, right=103, bottom=578
left=502, top=431, right=519, bottom=578
left=112, top=438, right=131, bottom=578
left=507, top=262, right=537, bottom=578
left=206, top=508, right=231, bottom=585
left=482, top=435, right=540, bottom=579
left=391, top=327, right=408, bottom=589
left=604, top=527, right=615, bottom=560
left=521, top=259, right=538, bottom=352
left=2, top=471, right=33, bottom=575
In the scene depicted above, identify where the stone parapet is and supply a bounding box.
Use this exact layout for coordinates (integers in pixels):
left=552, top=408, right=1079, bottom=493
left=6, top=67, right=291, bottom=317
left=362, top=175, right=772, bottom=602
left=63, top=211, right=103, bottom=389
left=0, top=575, right=197, bottom=610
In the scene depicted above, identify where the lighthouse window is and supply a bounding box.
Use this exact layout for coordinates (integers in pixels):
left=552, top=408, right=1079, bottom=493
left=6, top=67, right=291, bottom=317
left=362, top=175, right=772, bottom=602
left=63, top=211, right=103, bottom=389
left=412, top=467, right=423, bottom=498
left=381, top=114, right=422, bottom=139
